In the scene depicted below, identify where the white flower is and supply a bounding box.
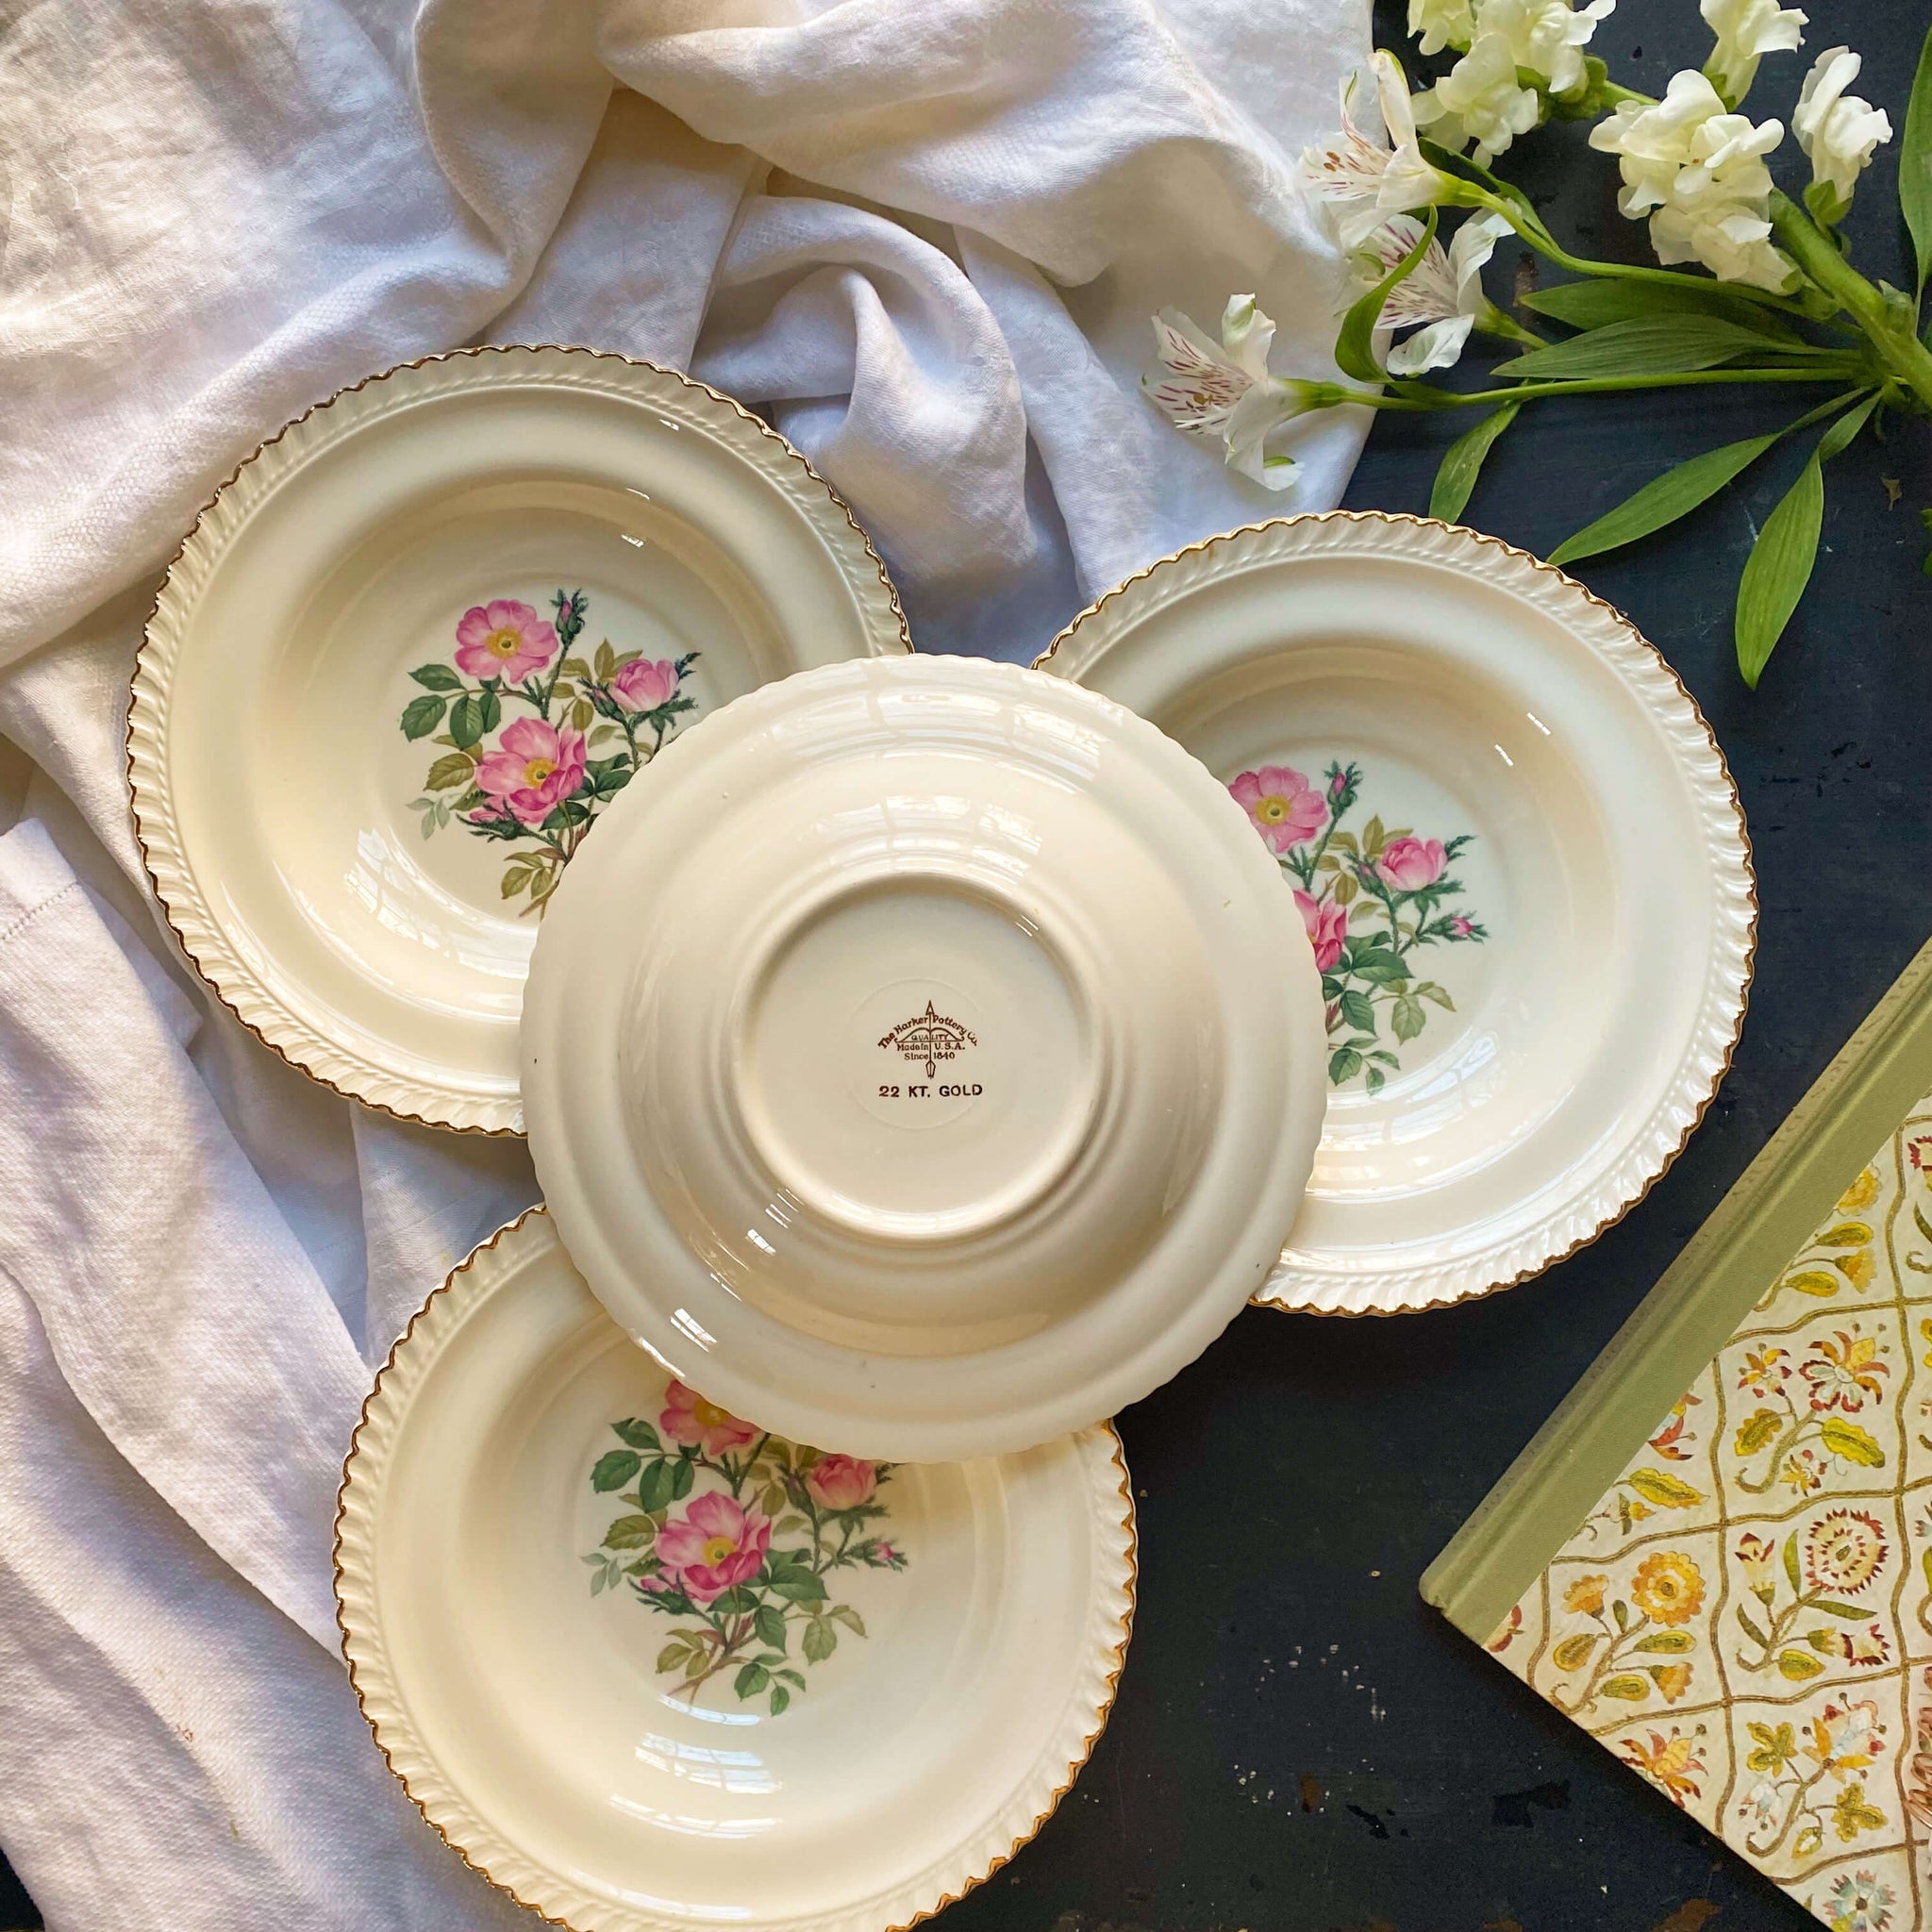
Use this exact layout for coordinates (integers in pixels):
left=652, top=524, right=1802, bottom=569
left=1481, top=0, right=1617, bottom=98
left=1144, top=298, right=1319, bottom=490
left=1589, top=71, right=1796, bottom=290
left=1794, top=47, right=1892, bottom=217
left=1350, top=211, right=1514, bottom=374
left=1299, top=50, right=1455, bottom=253
left=1412, top=32, right=1544, bottom=165
left=1408, top=0, right=1476, bottom=57
left=1700, top=0, right=1807, bottom=108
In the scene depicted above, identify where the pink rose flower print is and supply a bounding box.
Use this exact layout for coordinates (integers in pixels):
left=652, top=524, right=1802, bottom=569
left=655, top=1491, right=772, bottom=1607
left=806, top=1455, right=877, bottom=1510
left=1376, top=835, right=1447, bottom=892
left=1292, top=888, right=1348, bottom=973
left=658, top=1378, right=759, bottom=1457
left=1447, top=914, right=1474, bottom=937
left=473, top=716, right=587, bottom=827
left=1228, top=766, right=1327, bottom=853
left=610, top=658, right=679, bottom=712
left=454, top=598, right=559, bottom=683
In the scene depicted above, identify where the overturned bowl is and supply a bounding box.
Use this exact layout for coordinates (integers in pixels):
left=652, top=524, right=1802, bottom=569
left=522, top=654, right=1327, bottom=1460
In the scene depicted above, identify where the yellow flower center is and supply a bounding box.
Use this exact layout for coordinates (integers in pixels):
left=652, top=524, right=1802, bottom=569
left=1257, top=795, right=1290, bottom=824
left=522, top=757, right=556, bottom=787
left=692, top=1398, right=729, bottom=1428
left=485, top=626, right=521, bottom=658
left=701, top=1536, right=736, bottom=1566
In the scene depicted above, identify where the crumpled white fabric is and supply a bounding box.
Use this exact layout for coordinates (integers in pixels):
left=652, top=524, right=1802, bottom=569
left=0, top=0, right=1368, bottom=1924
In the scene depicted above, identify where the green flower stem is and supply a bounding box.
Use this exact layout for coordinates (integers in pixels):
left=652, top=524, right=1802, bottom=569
left=1475, top=298, right=1544, bottom=349
left=1363, top=365, right=1874, bottom=411
left=1769, top=190, right=1932, bottom=410
left=1474, top=188, right=1824, bottom=320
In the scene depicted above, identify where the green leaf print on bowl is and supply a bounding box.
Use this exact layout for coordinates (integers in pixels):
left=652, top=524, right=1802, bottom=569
left=584, top=1379, right=908, bottom=1719
left=1226, top=759, right=1488, bottom=1092
left=397, top=587, right=699, bottom=917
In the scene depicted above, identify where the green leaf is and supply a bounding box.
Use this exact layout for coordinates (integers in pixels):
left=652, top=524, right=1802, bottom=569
left=802, top=1617, right=837, bottom=1664
left=754, top=1604, right=789, bottom=1651
left=1336, top=208, right=1439, bottom=384
left=1734, top=1408, right=1782, bottom=1456
left=734, top=1662, right=770, bottom=1699
left=1328, top=1045, right=1364, bottom=1084
left=1549, top=431, right=1779, bottom=566
left=1339, top=989, right=1376, bottom=1033
left=1815, top=1221, right=1873, bottom=1249
left=601, top=1514, right=655, bottom=1550
left=1390, top=991, right=1426, bottom=1043
left=1493, top=314, right=1822, bottom=381
left=1519, top=278, right=1802, bottom=341
left=1784, top=1533, right=1804, bottom=1596
left=657, top=1639, right=696, bottom=1673
left=829, top=1604, right=867, bottom=1637
left=767, top=1569, right=828, bottom=1605
left=559, top=656, right=592, bottom=680
left=1363, top=1064, right=1386, bottom=1096
left=670, top=1457, right=696, bottom=1501
left=1416, top=981, right=1456, bottom=1010
left=1784, top=1268, right=1847, bottom=1298
left=1776, top=1648, right=1826, bottom=1682
left=1552, top=1632, right=1598, bottom=1671
left=594, top=640, right=616, bottom=681
left=636, top=1458, right=681, bottom=1514
left=1626, top=1468, right=1704, bottom=1509
left=612, top=1418, right=660, bottom=1451
left=409, top=663, right=465, bottom=691
left=1598, top=1674, right=1650, bottom=1701
left=400, top=693, right=447, bottom=741
left=1633, top=1629, right=1695, bottom=1654
left=1737, top=1604, right=1772, bottom=1647
left=1810, top=1597, right=1875, bottom=1620
left=478, top=687, right=502, bottom=734
left=1350, top=953, right=1409, bottom=987
left=1429, top=404, right=1522, bottom=523
left=591, top=1450, right=641, bottom=1492
left=1904, top=13, right=1932, bottom=297
left=1736, top=394, right=1880, bottom=687
left=448, top=693, right=486, bottom=748
left=1819, top=1416, right=1886, bottom=1467
left=425, top=752, right=476, bottom=791
left=769, top=1685, right=791, bottom=1716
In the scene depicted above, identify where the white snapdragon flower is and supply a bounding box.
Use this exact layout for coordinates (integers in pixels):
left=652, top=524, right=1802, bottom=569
left=1793, top=47, right=1892, bottom=218
left=1412, top=33, right=1543, bottom=165
left=1408, top=0, right=1476, bottom=58
left=1299, top=50, right=1456, bottom=253
left=1144, top=298, right=1335, bottom=490
left=1481, top=0, right=1617, bottom=98
left=1700, top=0, right=1807, bottom=107
left=1589, top=71, right=1796, bottom=290
left=1350, top=211, right=1516, bottom=374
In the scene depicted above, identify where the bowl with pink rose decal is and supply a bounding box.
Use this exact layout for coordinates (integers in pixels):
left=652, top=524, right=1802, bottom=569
left=1040, top=511, right=1755, bottom=1317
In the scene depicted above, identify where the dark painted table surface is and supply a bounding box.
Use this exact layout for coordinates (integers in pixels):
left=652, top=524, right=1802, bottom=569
left=4, top=3, right=1926, bottom=1926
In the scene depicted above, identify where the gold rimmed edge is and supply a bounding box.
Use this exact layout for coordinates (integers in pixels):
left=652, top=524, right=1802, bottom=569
left=1035, top=508, right=1759, bottom=1320
left=333, top=1203, right=1138, bottom=1932
left=128, top=343, right=912, bottom=1140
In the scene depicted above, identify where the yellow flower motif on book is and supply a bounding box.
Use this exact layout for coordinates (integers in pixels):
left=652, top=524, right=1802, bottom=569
left=1838, top=1166, right=1881, bottom=1212
left=1739, top=1346, right=1789, bottom=1396
left=1651, top=1661, right=1692, bottom=1705
left=1563, top=1574, right=1608, bottom=1616
left=1802, top=1329, right=1889, bottom=1413
left=1736, top=1530, right=1777, bottom=1594
left=1805, top=1510, right=1888, bottom=1594
left=1631, top=1552, right=1705, bottom=1626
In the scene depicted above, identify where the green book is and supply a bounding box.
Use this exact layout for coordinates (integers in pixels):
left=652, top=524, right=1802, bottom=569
left=1424, top=936, right=1932, bottom=1932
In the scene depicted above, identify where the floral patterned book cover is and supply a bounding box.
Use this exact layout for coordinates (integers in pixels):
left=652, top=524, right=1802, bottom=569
left=1424, top=938, right=1932, bottom=1932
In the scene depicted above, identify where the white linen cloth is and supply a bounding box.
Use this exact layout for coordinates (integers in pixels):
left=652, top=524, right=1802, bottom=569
left=0, top=1, right=1369, bottom=1924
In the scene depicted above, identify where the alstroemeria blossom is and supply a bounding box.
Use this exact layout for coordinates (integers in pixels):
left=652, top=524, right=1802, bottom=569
left=1352, top=210, right=1514, bottom=375
left=1412, top=32, right=1542, bottom=165
left=1299, top=50, right=1455, bottom=253
left=1408, top=0, right=1475, bottom=57
left=1145, top=298, right=1338, bottom=490
left=1699, top=0, right=1807, bottom=108
left=1482, top=0, right=1617, bottom=98
left=1793, top=47, right=1892, bottom=216
left=1589, top=71, right=1796, bottom=291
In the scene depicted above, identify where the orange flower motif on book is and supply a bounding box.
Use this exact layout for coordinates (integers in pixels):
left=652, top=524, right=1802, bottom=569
left=1563, top=1574, right=1608, bottom=1617
left=1631, top=1551, right=1705, bottom=1626
left=1619, top=1728, right=1705, bottom=1807
left=1806, top=1511, right=1888, bottom=1594
left=1802, top=1330, right=1890, bottom=1412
